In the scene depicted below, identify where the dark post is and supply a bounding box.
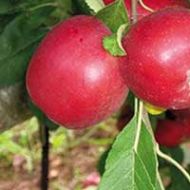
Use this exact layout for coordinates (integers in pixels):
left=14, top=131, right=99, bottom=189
left=40, top=124, right=49, bottom=190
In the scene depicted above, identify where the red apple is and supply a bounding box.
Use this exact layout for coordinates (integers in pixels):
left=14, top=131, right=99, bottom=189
left=103, top=0, right=190, bottom=19
left=122, top=8, right=190, bottom=109
left=182, top=118, right=190, bottom=137
left=155, top=119, right=186, bottom=147
left=26, top=15, right=128, bottom=129
left=166, top=109, right=190, bottom=137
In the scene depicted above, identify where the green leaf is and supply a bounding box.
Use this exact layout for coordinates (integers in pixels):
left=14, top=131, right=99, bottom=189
left=166, top=148, right=190, bottom=190
left=98, top=104, right=158, bottom=190
left=50, top=129, right=67, bottom=149
left=0, top=0, right=10, bottom=14
left=0, top=14, right=17, bottom=34
left=156, top=174, right=165, bottom=190
left=0, top=7, right=53, bottom=60
left=168, top=147, right=184, bottom=163
left=0, top=0, right=21, bottom=14
left=168, top=167, right=190, bottom=190
left=0, top=130, right=26, bottom=155
left=0, top=44, right=37, bottom=86
left=0, top=7, right=54, bottom=86
left=75, top=0, right=95, bottom=15
left=96, top=0, right=129, bottom=33
left=84, top=0, right=105, bottom=13
left=158, top=146, right=184, bottom=168
left=103, top=34, right=124, bottom=56
left=103, top=24, right=128, bottom=56
left=97, top=147, right=111, bottom=176
left=0, top=0, right=55, bottom=14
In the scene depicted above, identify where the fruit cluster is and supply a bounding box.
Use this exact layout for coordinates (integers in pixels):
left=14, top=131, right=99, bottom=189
left=26, top=0, right=190, bottom=135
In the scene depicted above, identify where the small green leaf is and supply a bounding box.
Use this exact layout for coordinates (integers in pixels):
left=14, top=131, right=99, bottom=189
left=50, top=129, right=67, bottom=149
left=84, top=0, right=105, bottom=13
left=103, top=34, right=124, bottom=56
left=98, top=102, right=158, bottom=190
left=103, top=24, right=128, bottom=56
left=96, top=0, right=129, bottom=33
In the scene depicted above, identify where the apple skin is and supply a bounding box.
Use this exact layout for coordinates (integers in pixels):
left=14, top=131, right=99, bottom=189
left=103, top=0, right=190, bottom=19
left=26, top=15, right=128, bottom=129
left=155, top=119, right=186, bottom=147
left=122, top=8, right=190, bottom=110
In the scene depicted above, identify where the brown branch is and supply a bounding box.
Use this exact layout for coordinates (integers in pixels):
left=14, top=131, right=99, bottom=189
left=131, top=0, right=138, bottom=23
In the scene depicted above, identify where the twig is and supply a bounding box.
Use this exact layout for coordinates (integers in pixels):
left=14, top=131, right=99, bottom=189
left=134, top=100, right=143, bottom=152
left=156, top=145, right=190, bottom=183
left=138, top=0, right=154, bottom=13
left=131, top=0, right=138, bottom=23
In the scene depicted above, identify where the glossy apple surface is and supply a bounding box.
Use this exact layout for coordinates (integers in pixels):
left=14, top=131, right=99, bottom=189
left=103, top=0, right=190, bottom=19
left=26, top=15, right=128, bottom=129
left=122, top=8, right=190, bottom=109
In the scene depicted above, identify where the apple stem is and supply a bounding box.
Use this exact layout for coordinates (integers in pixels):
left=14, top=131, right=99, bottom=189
left=131, top=0, right=138, bottom=23
left=134, top=100, right=143, bottom=152
left=156, top=144, right=190, bottom=184
left=40, top=124, right=50, bottom=190
left=138, top=0, right=154, bottom=13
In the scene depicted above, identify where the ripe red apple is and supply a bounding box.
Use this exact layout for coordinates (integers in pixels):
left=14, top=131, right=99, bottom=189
left=182, top=118, right=190, bottom=137
left=26, top=15, right=128, bottom=129
left=155, top=119, right=186, bottom=147
left=122, top=8, right=190, bottom=110
left=103, top=0, right=190, bottom=19
left=166, top=108, right=190, bottom=137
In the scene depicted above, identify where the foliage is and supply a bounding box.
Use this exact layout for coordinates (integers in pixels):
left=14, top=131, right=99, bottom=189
left=0, top=117, right=39, bottom=171
left=0, top=0, right=190, bottom=190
